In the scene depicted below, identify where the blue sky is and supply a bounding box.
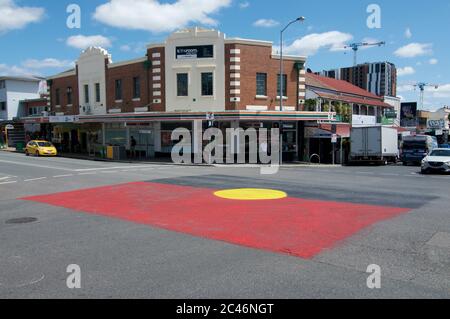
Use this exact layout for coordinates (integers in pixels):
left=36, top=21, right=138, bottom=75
left=1, top=0, right=449, bottom=109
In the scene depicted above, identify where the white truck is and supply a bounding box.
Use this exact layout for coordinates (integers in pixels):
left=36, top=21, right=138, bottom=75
left=350, top=126, right=399, bottom=165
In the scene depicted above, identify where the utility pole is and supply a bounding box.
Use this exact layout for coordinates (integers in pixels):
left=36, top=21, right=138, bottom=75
left=279, top=16, right=305, bottom=164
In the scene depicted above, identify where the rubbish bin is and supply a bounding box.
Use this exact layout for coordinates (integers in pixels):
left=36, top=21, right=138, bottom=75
left=106, top=146, right=126, bottom=160
left=15, top=142, right=25, bottom=152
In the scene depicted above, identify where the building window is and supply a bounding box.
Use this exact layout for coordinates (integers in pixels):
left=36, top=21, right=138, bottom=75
left=256, top=73, right=267, bottom=96
left=133, top=77, right=140, bottom=99
left=0, top=80, right=5, bottom=89
left=115, top=79, right=122, bottom=101
left=55, top=88, right=61, bottom=105
left=84, top=85, right=89, bottom=104
left=201, top=72, right=213, bottom=96
left=177, top=73, right=188, bottom=97
left=95, top=83, right=101, bottom=102
left=277, top=74, right=287, bottom=97
left=67, top=87, right=73, bottom=105
left=0, top=102, right=6, bottom=111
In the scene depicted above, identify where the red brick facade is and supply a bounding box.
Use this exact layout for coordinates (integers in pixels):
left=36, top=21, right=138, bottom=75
left=225, top=43, right=304, bottom=111
left=50, top=73, right=79, bottom=115
left=106, top=60, right=149, bottom=113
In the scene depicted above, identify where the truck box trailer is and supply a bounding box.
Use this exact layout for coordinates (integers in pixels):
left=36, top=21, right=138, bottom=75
left=350, top=126, right=398, bottom=165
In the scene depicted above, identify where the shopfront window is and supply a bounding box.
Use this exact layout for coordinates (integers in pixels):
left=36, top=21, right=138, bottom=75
left=105, top=123, right=126, bottom=146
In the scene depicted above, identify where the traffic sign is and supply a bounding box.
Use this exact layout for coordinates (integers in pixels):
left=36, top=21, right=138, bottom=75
left=331, top=134, right=338, bottom=144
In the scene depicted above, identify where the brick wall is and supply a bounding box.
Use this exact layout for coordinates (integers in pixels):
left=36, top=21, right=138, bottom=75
left=106, top=60, right=149, bottom=113
left=225, top=43, right=305, bottom=111
left=50, top=74, right=79, bottom=115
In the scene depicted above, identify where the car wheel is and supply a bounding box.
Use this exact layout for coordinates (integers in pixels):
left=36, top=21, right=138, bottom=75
left=421, top=169, right=428, bottom=175
left=402, top=162, right=407, bottom=166
left=35, top=151, right=39, bottom=157
left=25, top=150, right=29, bottom=156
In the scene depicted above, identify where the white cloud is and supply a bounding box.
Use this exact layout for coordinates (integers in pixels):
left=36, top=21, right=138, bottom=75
left=22, top=58, right=74, bottom=69
left=253, top=19, right=279, bottom=28
left=120, top=42, right=147, bottom=53
left=93, top=0, right=231, bottom=33
left=239, top=1, right=250, bottom=9
left=0, top=63, right=36, bottom=77
left=405, top=28, right=412, bottom=39
left=66, top=35, right=112, bottom=50
left=429, top=58, right=438, bottom=65
left=394, top=43, right=433, bottom=58
left=397, top=66, right=415, bottom=77
left=0, top=0, right=45, bottom=33
left=281, top=31, right=353, bottom=56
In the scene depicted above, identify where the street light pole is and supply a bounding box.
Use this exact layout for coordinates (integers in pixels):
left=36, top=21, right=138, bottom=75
left=279, top=16, right=305, bottom=164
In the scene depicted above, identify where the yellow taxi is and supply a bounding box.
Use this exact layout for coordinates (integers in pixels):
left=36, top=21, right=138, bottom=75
left=25, top=140, right=58, bottom=157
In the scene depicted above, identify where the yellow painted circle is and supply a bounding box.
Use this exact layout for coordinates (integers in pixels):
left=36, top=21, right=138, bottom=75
left=214, top=188, right=287, bottom=201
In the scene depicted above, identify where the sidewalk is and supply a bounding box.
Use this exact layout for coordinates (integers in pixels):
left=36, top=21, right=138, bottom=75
left=0, top=148, right=341, bottom=168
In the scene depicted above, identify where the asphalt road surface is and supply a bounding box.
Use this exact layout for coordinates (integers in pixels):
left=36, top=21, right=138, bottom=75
left=0, top=151, right=449, bottom=298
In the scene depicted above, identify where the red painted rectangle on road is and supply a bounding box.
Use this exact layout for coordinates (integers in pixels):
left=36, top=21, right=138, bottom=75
left=21, top=182, right=409, bottom=259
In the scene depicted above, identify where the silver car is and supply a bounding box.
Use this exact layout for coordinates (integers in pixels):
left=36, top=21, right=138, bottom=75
left=421, top=148, right=450, bottom=174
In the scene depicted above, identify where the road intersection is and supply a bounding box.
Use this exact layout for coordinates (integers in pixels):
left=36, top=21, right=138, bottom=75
left=0, top=151, right=449, bottom=298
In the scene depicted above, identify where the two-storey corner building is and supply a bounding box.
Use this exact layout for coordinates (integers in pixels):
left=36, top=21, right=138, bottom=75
left=25, top=28, right=335, bottom=160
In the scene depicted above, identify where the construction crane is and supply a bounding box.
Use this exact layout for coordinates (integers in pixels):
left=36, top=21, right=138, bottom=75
left=413, top=82, right=440, bottom=109
left=344, top=41, right=386, bottom=66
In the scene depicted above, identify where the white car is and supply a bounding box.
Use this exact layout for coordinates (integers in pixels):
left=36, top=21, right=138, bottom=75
left=421, top=148, right=450, bottom=174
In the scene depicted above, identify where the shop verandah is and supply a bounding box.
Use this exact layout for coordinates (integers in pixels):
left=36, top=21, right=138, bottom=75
left=19, top=111, right=336, bottom=163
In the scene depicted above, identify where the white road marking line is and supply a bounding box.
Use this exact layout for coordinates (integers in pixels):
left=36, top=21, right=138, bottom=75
left=53, top=174, right=74, bottom=178
left=77, top=172, right=97, bottom=175
left=0, top=159, right=73, bottom=171
left=24, top=177, right=47, bottom=182
left=0, top=176, right=12, bottom=181
left=75, top=165, right=157, bottom=172
left=100, top=171, right=118, bottom=174
left=0, top=181, right=17, bottom=185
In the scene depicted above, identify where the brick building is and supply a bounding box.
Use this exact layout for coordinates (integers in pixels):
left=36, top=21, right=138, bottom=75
left=26, top=28, right=334, bottom=161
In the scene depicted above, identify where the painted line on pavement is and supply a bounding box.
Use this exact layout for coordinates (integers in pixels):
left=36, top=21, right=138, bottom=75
left=0, top=181, right=17, bottom=185
left=24, top=177, right=47, bottom=182
left=0, top=159, right=74, bottom=171
left=53, top=174, right=74, bottom=178
left=75, top=166, right=157, bottom=172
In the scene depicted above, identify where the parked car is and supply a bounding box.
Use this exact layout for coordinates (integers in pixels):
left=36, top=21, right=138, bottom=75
left=25, top=140, right=58, bottom=157
left=421, top=148, right=450, bottom=174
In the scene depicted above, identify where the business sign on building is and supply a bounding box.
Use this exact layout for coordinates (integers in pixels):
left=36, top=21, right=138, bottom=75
left=176, top=45, right=214, bottom=60
left=49, top=115, right=79, bottom=123
left=427, top=119, right=445, bottom=129
left=400, top=102, right=417, bottom=128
